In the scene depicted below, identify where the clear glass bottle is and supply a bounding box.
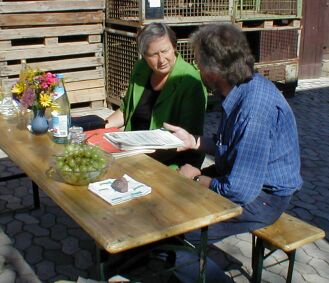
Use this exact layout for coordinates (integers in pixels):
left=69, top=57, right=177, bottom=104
left=51, top=74, right=71, bottom=143
left=0, top=81, right=17, bottom=118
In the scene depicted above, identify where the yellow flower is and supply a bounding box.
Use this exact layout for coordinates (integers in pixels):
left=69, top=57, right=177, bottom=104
left=39, top=93, right=52, bottom=108
left=11, top=83, right=25, bottom=95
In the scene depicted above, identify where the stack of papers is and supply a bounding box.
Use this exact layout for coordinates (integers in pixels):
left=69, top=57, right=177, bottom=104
left=88, top=174, right=152, bottom=205
left=85, top=128, right=155, bottom=158
left=104, top=129, right=185, bottom=151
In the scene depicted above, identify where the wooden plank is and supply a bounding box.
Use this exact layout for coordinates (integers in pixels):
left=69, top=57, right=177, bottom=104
left=71, top=107, right=113, bottom=120
left=263, top=20, right=273, bottom=28
left=88, top=34, right=101, bottom=43
left=0, top=43, right=103, bottom=61
left=299, top=0, right=325, bottom=78
left=0, top=41, right=101, bottom=52
left=253, top=213, right=325, bottom=252
left=0, top=11, right=104, bottom=27
left=0, top=41, right=11, bottom=49
left=68, top=87, right=105, bottom=104
left=65, top=79, right=104, bottom=92
left=44, top=37, right=59, bottom=46
left=64, top=69, right=104, bottom=82
left=91, top=100, right=106, bottom=108
left=0, top=24, right=103, bottom=40
left=1, top=69, right=104, bottom=87
left=0, top=0, right=105, bottom=13
left=0, top=57, right=104, bottom=76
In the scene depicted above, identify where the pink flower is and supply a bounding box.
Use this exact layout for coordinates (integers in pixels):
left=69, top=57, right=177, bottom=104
left=45, top=72, right=57, bottom=85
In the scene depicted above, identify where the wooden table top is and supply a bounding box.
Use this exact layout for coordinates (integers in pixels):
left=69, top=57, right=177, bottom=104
left=0, top=116, right=242, bottom=254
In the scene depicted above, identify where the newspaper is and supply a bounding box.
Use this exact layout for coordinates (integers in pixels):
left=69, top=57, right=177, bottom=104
left=104, top=129, right=184, bottom=150
left=85, top=128, right=155, bottom=159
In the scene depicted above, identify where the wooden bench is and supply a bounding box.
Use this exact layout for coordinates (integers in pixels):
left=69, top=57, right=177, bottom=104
left=251, top=213, right=325, bottom=283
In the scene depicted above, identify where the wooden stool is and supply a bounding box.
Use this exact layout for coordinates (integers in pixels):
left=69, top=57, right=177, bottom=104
left=251, top=213, right=325, bottom=283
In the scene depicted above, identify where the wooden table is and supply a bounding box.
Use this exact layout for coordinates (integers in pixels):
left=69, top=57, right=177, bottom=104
left=0, top=116, right=242, bottom=281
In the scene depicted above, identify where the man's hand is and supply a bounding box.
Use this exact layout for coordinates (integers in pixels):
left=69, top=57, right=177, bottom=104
left=163, top=123, right=198, bottom=151
left=178, top=164, right=212, bottom=188
left=178, top=164, right=201, bottom=179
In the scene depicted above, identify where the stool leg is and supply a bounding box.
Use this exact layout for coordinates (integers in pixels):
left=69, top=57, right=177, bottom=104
left=32, top=181, right=40, bottom=209
left=252, top=235, right=256, bottom=270
left=252, top=237, right=265, bottom=283
left=286, top=250, right=296, bottom=283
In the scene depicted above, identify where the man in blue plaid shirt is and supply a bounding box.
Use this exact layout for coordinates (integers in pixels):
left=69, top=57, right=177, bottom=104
left=164, top=23, right=303, bottom=240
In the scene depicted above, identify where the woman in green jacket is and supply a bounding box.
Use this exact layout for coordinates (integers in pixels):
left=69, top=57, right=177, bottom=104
left=106, top=23, right=207, bottom=168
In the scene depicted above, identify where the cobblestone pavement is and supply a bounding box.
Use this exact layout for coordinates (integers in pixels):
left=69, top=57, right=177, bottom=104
left=0, top=77, right=329, bottom=283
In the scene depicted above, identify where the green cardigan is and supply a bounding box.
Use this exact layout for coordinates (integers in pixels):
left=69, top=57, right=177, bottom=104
left=120, top=53, right=207, bottom=136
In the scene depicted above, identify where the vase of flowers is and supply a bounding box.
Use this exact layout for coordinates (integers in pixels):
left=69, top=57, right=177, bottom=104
left=11, top=65, right=59, bottom=134
left=30, top=108, right=48, bottom=134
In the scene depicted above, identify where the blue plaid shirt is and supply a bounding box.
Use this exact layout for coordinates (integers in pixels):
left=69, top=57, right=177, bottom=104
left=210, top=74, right=303, bottom=205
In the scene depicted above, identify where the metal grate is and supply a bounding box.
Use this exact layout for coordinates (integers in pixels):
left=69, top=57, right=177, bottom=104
left=105, top=29, right=139, bottom=105
left=106, top=0, right=230, bottom=25
left=259, top=29, right=298, bottom=62
left=235, top=0, right=300, bottom=20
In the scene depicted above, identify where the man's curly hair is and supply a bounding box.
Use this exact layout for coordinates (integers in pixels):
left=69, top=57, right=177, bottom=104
left=191, top=23, right=255, bottom=86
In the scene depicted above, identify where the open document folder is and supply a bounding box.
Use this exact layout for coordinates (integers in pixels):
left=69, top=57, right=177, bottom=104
left=104, top=129, right=185, bottom=151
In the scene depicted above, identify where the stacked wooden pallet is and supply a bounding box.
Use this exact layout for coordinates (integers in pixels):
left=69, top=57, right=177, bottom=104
left=0, top=0, right=111, bottom=118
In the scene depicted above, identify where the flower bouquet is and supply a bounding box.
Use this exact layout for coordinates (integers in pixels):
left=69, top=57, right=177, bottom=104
left=11, top=65, right=59, bottom=133
left=12, top=66, right=59, bottom=110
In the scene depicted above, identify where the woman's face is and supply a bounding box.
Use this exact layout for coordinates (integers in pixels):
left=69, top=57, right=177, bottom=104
left=143, top=35, right=176, bottom=77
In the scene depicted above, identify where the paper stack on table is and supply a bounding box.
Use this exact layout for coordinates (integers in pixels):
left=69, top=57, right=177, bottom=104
left=104, top=128, right=184, bottom=151
left=85, top=128, right=155, bottom=159
left=88, top=174, right=152, bottom=205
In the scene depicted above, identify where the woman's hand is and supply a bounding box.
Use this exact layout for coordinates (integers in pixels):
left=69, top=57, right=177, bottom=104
left=163, top=123, right=198, bottom=151
left=105, top=109, right=125, bottom=129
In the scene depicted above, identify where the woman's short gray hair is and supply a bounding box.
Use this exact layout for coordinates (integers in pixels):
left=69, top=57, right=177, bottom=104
left=190, top=23, right=255, bottom=86
left=137, top=23, right=177, bottom=55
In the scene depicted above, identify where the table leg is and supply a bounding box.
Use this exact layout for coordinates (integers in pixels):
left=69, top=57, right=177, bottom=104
left=96, top=244, right=106, bottom=281
left=198, top=226, right=208, bottom=283
left=32, top=181, right=40, bottom=209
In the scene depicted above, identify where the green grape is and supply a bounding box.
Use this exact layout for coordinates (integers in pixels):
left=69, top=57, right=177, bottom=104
left=68, top=158, right=76, bottom=168
left=56, top=144, right=109, bottom=185
left=79, top=165, right=88, bottom=172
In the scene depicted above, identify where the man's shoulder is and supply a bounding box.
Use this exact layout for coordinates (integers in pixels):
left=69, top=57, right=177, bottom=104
left=235, top=75, right=280, bottom=112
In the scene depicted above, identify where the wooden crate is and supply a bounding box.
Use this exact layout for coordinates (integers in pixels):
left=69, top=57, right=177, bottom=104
left=0, top=0, right=112, bottom=116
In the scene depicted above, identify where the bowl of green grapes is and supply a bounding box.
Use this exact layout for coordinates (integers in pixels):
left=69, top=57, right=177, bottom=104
left=54, top=144, right=113, bottom=185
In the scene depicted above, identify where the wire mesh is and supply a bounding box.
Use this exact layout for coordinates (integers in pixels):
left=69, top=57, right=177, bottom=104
left=235, top=0, right=299, bottom=20
left=105, top=30, right=139, bottom=104
left=106, top=0, right=230, bottom=24
left=259, top=29, right=298, bottom=62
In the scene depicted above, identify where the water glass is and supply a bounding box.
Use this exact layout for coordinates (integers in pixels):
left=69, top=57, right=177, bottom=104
left=68, top=126, right=86, bottom=144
